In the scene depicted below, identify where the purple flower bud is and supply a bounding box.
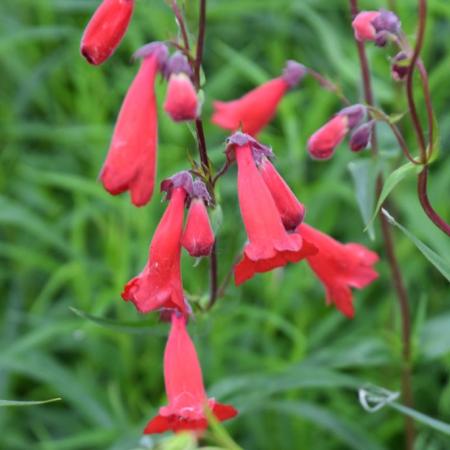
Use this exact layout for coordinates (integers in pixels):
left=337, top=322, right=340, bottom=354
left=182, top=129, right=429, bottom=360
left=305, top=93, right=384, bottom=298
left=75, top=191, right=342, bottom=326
left=373, top=10, right=401, bottom=47
left=349, top=121, right=374, bottom=152
left=372, top=9, right=401, bottom=35
left=338, top=104, right=366, bottom=129
left=391, top=51, right=410, bottom=82
left=282, top=60, right=307, bottom=88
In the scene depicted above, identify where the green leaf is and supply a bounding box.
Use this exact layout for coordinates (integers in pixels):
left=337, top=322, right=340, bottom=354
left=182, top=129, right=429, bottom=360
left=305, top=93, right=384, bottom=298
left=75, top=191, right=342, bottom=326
left=266, top=400, right=385, bottom=450
left=390, top=403, right=450, bottom=436
left=382, top=209, right=450, bottom=282
left=0, top=398, right=61, bottom=407
left=69, top=307, right=167, bottom=335
left=366, top=162, right=418, bottom=229
left=348, top=159, right=379, bottom=240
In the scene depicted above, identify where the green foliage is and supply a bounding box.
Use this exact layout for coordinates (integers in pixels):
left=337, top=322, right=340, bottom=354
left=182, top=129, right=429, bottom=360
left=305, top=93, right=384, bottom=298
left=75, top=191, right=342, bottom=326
left=1, top=0, right=450, bottom=449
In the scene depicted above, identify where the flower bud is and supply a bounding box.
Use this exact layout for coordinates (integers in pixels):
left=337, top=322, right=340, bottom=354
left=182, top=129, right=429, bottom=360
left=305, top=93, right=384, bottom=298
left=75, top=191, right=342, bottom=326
left=259, top=158, right=305, bottom=230
left=307, top=115, right=349, bottom=160
left=349, top=121, right=374, bottom=152
left=352, top=9, right=401, bottom=47
left=181, top=181, right=215, bottom=257
left=80, top=0, right=135, bottom=65
left=391, top=51, right=409, bottom=82
left=163, top=53, right=199, bottom=122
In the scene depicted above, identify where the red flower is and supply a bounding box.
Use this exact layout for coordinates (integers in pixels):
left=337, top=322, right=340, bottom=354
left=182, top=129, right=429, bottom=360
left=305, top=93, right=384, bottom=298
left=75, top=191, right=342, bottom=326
left=164, top=73, right=198, bottom=122
left=145, top=313, right=238, bottom=434
left=297, top=223, right=379, bottom=318
left=307, top=115, right=349, bottom=160
left=122, top=174, right=193, bottom=314
left=181, top=181, right=215, bottom=257
left=100, top=43, right=168, bottom=207
left=227, top=134, right=317, bottom=286
left=212, top=61, right=306, bottom=136
left=80, top=0, right=135, bottom=65
left=258, top=157, right=305, bottom=230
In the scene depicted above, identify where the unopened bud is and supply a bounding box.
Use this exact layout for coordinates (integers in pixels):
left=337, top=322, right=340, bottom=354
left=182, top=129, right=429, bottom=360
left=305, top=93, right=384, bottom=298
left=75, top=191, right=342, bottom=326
left=391, top=52, right=409, bottom=82
left=349, top=121, right=374, bottom=152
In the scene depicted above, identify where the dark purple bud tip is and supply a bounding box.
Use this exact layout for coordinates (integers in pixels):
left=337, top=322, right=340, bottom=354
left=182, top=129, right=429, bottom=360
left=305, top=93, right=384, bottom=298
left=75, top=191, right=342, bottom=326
left=349, top=121, right=374, bottom=152
left=226, top=132, right=273, bottom=163
left=282, top=60, right=307, bottom=88
left=159, top=302, right=192, bottom=322
left=338, top=104, right=366, bottom=129
left=161, top=170, right=194, bottom=200
left=391, top=51, right=410, bottom=82
left=163, top=51, right=193, bottom=80
left=133, top=42, right=169, bottom=69
left=192, top=179, right=212, bottom=205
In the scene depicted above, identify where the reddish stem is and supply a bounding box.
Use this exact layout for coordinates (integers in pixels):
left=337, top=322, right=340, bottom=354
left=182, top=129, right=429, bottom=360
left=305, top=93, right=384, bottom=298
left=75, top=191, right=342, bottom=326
left=349, top=2, right=415, bottom=449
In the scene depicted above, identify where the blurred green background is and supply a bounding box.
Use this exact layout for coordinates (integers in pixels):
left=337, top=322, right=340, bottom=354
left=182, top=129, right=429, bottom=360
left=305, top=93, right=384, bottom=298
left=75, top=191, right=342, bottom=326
left=1, top=0, right=450, bottom=449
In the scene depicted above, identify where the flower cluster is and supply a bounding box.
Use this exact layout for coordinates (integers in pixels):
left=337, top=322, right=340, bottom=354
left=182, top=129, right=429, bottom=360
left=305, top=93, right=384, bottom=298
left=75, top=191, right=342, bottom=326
left=80, top=0, right=380, bottom=438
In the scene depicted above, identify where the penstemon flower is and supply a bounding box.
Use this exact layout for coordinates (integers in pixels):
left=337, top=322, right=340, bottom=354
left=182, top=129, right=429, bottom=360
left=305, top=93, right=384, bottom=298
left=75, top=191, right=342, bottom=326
left=80, top=0, right=135, bottom=65
left=212, top=60, right=306, bottom=136
left=100, top=43, right=168, bottom=207
left=144, top=313, right=238, bottom=434
left=297, top=223, right=379, bottom=318
left=181, top=180, right=215, bottom=257
left=121, top=172, right=193, bottom=315
left=227, top=133, right=317, bottom=286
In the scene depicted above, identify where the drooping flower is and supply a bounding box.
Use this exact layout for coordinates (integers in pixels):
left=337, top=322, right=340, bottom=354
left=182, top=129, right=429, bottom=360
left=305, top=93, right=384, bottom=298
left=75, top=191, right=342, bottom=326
left=258, top=157, right=305, bottom=230
left=163, top=52, right=199, bottom=122
left=181, top=180, right=215, bottom=257
left=227, top=133, right=317, bottom=286
left=352, top=10, right=401, bottom=46
left=100, top=43, right=168, bottom=207
left=297, top=223, right=379, bottom=318
left=145, top=313, right=238, bottom=434
left=307, top=104, right=366, bottom=160
left=121, top=172, right=193, bottom=315
left=212, top=60, right=306, bottom=136
left=80, top=0, right=135, bottom=65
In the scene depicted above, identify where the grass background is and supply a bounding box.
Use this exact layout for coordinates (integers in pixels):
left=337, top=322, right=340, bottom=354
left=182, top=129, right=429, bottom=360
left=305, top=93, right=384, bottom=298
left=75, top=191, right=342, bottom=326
left=1, top=0, right=450, bottom=449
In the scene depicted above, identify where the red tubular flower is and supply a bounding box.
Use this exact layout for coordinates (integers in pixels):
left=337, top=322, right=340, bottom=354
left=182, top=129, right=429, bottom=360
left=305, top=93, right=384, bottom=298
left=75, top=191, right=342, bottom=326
left=258, top=157, right=305, bottom=230
left=100, top=43, right=168, bottom=207
left=80, top=0, right=135, bottom=65
left=212, top=60, right=306, bottom=136
left=297, top=223, right=379, bottom=318
left=122, top=173, right=193, bottom=315
left=181, top=180, right=215, bottom=257
left=145, top=313, right=238, bottom=434
left=307, top=104, right=366, bottom=160
left=227, top=133, right=317, bottom=286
